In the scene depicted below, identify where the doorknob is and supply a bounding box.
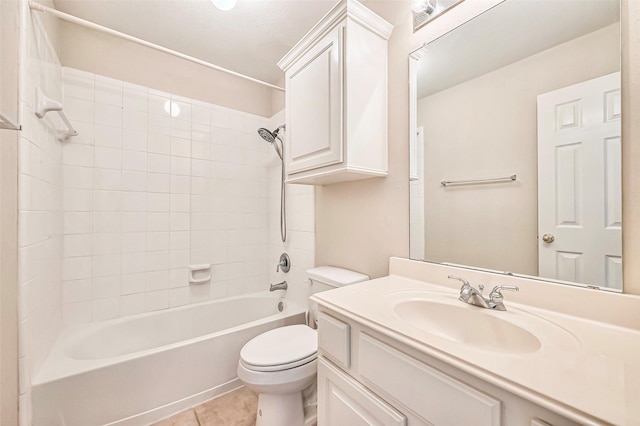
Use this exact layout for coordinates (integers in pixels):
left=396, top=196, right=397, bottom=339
left=541, top=233, right=555, bottom=243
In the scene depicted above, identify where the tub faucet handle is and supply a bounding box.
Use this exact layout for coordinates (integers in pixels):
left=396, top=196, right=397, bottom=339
left=276, top=253, right=291, bottom=273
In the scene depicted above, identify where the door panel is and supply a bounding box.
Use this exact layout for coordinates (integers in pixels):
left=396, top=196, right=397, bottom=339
left=537, top=72, right=621, bottom=289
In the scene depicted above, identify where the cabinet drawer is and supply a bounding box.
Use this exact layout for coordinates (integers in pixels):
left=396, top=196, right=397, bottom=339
left=318, top=312, right=351, bottom=368
left=358, top=333, right=501, bottom=426
left=319, top=357, right=406, bottom=426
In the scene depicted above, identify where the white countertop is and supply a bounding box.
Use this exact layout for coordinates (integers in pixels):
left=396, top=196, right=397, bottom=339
left=312, top=270, right=640, bottom=426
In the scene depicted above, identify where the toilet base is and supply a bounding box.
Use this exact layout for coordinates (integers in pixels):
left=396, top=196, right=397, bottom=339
left=256, top=391, right=304, bottom=426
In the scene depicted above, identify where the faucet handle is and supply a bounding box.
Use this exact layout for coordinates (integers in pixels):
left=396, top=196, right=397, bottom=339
left=489, top=285, right=519, bottom=303
left=448, top=275, right=470, bottom=288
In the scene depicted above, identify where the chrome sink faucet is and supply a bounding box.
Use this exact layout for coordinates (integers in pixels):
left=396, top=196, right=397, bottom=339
left=448, top=275, right=519, bottom=311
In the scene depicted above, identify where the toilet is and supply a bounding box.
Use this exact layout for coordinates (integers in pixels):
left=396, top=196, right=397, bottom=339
left=237, top=266, right=369, bottom=426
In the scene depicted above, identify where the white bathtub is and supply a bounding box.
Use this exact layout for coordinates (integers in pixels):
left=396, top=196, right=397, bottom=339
left=32, top=292, right=306, bottom=426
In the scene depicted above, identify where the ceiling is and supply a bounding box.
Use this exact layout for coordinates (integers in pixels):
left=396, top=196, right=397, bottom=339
left=53, top=0, right=339, bottom=85
left=416, top=0, right=620, bottom=98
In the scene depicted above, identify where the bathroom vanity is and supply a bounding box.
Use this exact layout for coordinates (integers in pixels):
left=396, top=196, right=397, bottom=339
left=311, top=258, right=640, bottom=426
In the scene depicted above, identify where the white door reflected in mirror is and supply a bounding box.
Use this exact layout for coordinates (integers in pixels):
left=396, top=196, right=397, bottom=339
left=537, top=73, right=622, bottom=290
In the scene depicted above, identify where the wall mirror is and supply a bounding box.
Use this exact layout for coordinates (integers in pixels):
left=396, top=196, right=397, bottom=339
left=409, top=0, right=622, bottom=291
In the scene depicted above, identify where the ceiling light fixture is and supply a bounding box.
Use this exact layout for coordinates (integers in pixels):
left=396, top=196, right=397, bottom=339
left=211, top=0, right=236, bottom=12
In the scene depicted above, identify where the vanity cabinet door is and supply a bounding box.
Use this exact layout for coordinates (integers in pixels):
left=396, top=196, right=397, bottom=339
left=359, top=333, right=502, bottom=426
left=284, top=25, right=342, bottom=176
left=318, top=357, right=407, bottom=426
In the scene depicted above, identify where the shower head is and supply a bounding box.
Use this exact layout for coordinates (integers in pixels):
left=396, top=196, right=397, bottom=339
left=257, top=125, right=285, bottom=160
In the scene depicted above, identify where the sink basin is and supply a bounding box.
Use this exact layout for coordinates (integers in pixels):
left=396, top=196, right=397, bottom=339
left=394, top=298, right=542, bottom=354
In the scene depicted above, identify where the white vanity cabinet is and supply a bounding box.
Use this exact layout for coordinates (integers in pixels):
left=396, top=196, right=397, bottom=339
left=316, top=308, right=585, bottom=426
left=277, top=0, right=393, bottom=185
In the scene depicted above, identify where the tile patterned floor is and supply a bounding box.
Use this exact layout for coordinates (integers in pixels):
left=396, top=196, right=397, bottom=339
left=152, top=387, right=258, bottom=426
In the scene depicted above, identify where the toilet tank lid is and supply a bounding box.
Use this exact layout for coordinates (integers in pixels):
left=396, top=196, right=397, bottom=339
left=307, top=266, right=369, bottom=287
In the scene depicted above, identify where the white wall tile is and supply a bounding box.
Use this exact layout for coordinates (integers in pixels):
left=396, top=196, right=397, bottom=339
left=63, top=256, right=92, bottom=281
left=120, top=293, right=146, bottom=316
left=148, top=133, right=170, bottom=154
left=63, top=166, right=93, bottom=189
left=121, top=272, right=146, bottom=295
left=92, top=297, right=119, bottom=321
left=145, top=290, right=168, bottom=312
left=63, top=234, right=92, bottom=257
left=94, top=169, right=122, bottom=191
left=92, top=276, right=120, bottom=299
left=146, top=251, right=169, bottom=272
left=94, top=212, right=121, bottom=234
left=122, top=150, right=147, bottom=172
left=95, top=76, right=123, bottom=106
left=123, top=87, right=147, bottom=113
left=148, top=114, right=170, bottom=135
left=64, top=212, right=92, bottom=234
left=63, top=144, right=93, bottom=167
left=121, top=232, right=146, bottom=253
left=169, top=268, right=188, bottom=288
left=122, top=192, right=147, bottom=212
left=169, top=287, right=190, bottom=307
left=94, top=146, right=121, bottom=169
left=63, top=301, right=92, bottom=326
left=62, top=279, right=92, bottom=304
left=121, top=253, right=147, bottom=275
left=171, top=137, right=191, bottom=157
left=148, top=153, right=170, bottom=174
left=122, top=171, right=147, bottom=192
left=121, top=212, right=147, bottom=233
left=147, top=232, right=169, bottom=251
left=95, top=103, right=122, bottom=128
left=94, top=124, right=122, bottom=149
left=146, top=270, right=169, bottom=291
left=93, top=190, right=120, bottom=211
left=147, top=173, right=170, bottom=193
left=123, top=129, right=147, bottom=152
left=64, top=189, right=92, bottom=211
left=59, top=68, right=297, bottom=326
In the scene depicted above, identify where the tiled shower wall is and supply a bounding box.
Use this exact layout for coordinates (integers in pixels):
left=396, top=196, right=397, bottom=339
left=17, top=6, right=63, bottom=424
left=61, top=67, right=276, bottom=325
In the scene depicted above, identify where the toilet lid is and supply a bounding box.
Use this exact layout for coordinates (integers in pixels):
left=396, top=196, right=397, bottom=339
left=240, top=325, right=317, bottom=371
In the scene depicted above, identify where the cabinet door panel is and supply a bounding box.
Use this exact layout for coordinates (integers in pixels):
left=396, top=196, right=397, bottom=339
left=319, top=357, right=407, bottom=426
left=359, top=333, right=501, bottom=426
left=286, top=26, right=342, bottom=174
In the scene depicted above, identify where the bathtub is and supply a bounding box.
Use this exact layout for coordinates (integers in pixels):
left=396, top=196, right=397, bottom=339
left=32, top=292, right=306, bottom=426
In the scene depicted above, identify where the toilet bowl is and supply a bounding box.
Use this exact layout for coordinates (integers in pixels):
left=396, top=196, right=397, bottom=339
left=237, top=325, right=317, bottom=426
left=237, top=266, right=369, bottom=426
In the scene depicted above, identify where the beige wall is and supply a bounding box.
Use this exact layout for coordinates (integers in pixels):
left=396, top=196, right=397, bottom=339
left=0, top=1, right=19, bottom=424
left=417, top=24, right=619, bottom=277
left=622, top=0, right=640, bottom=294
left=58, top=22, right=278, bottom=118
left=0, top=129, right=18, bottom=426
left=315, top=2, right=411, bottom=279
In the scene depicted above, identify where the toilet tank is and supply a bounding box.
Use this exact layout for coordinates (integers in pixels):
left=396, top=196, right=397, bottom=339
left=307, top=266, right=369, bottom=294
left=307, top=266, right=369, bottom=328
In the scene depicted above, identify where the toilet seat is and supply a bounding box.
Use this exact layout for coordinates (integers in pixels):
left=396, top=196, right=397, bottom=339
left=240, top=325, right=317, bottom=372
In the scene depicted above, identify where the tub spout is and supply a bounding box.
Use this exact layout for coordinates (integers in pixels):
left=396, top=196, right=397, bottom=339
left=269, top=281, right=288, bottom=291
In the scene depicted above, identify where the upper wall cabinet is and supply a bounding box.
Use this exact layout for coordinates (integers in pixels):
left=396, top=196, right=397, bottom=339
left=278, top=0, right=393, bottom=185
